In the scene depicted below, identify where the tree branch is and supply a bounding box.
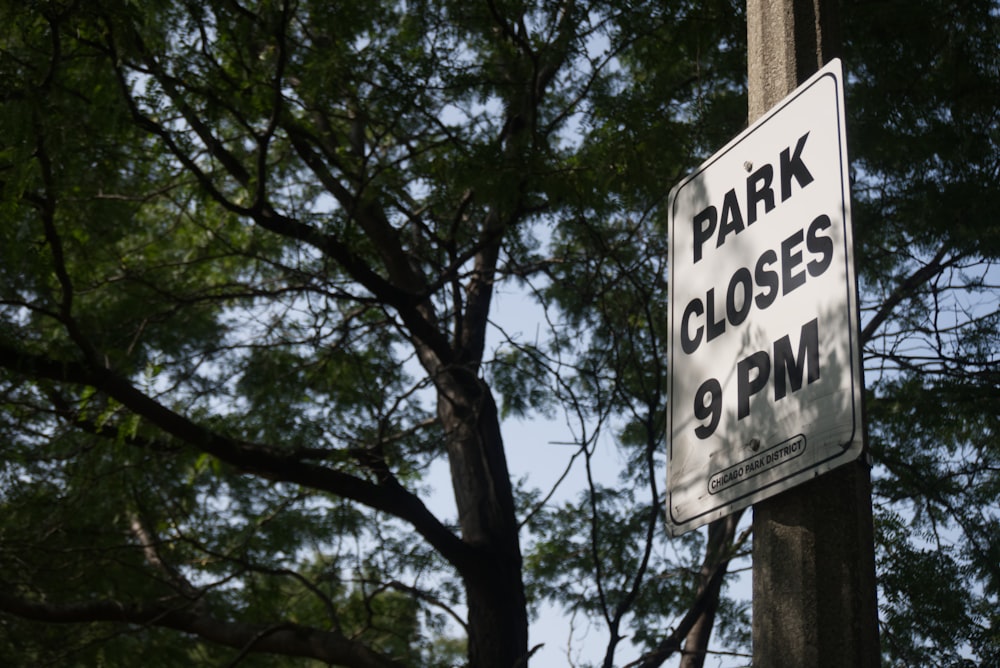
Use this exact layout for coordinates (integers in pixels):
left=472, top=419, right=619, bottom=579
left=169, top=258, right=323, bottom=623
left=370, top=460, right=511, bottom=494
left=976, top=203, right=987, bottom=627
left=626, top=523, right=752, bottom=668
left=861, top=246, right=954, bottom=344
left=0, top=591, right=403, bottom=668
left=0, top=342, right=473, bottom=573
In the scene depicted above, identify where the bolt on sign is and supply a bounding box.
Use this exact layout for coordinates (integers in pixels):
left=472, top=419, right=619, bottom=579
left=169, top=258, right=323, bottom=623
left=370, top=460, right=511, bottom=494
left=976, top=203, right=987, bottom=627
left=666, top=59, right=864, bottom=536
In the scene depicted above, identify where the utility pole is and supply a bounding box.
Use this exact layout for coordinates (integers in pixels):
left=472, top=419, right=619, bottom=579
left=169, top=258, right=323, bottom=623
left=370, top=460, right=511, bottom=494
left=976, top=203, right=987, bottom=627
left=746, top=1, right=881, bottom=666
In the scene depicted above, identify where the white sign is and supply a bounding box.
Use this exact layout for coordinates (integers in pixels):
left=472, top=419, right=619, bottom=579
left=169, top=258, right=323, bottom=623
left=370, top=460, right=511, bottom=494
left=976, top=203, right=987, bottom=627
left=666, top=59, right=863, bottom=536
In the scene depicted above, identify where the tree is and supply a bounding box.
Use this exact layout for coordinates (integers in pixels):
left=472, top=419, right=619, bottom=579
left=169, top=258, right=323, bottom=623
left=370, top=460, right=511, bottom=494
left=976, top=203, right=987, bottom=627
left=844, top=0, right=1000, bottom=663
left=0, top=0, right=998, bottom=666
left=0, top=1, right=731, bottom=665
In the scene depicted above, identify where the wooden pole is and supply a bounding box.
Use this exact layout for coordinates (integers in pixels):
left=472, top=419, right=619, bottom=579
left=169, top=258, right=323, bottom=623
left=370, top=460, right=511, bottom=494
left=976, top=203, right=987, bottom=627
left=746, top=1, right=881, bottom=666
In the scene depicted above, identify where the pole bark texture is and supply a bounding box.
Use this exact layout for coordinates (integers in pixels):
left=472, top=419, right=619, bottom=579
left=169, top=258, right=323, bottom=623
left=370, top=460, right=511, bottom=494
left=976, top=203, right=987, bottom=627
left=746, top=1, right=881, bottom=666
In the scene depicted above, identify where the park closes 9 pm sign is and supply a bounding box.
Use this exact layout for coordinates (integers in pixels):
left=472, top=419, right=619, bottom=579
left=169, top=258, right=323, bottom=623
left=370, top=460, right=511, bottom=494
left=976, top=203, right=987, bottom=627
left=666, top=59, right=864, bottom=536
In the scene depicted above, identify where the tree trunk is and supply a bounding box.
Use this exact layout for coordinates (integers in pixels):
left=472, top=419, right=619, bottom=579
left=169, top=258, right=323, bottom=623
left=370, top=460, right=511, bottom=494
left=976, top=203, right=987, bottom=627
left=679, top=512, right=743, bottom=668
left=438, top=370, right=529, bottom=668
